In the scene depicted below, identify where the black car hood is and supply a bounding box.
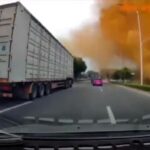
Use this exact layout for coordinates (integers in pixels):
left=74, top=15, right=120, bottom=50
left=2, top=123, right=150, bottom=134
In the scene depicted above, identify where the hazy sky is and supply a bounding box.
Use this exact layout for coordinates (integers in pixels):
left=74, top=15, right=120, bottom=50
left=0, top=0, right=94, bottom=38
left=0, top=0, right=98, bottom=71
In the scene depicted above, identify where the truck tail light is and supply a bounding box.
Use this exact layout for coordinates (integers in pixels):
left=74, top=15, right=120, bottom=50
left=1, top=85, right=12, bottom=91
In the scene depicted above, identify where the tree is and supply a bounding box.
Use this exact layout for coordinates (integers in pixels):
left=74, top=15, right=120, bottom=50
left=87, top=71, right=99, bottom=79
left=112, top=70, right=122, bottom=80
left=74, top=57, right=87, bottom=78
left=121, top=67, right=132, bottom=80
left=112, top=67, right=133, bottom=81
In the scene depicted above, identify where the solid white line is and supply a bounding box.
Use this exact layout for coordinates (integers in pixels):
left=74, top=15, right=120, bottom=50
left=0, top=101, right=32, bottom=114
left=106, top=106, right=117, bottom=125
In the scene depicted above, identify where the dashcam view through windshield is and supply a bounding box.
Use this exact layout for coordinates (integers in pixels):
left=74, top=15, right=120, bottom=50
left=0, top=0, right=150, bottom=149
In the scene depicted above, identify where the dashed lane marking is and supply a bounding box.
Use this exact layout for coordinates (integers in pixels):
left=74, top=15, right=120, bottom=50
left=106, top=105, right=117, bottom=125
left=100, top=87, right=103, bottom=92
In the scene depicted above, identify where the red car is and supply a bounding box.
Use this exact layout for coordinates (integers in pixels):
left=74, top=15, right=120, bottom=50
left=91, top=79, right=103, bottom=86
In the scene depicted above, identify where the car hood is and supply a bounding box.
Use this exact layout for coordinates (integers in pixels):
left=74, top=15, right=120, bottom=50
left=2, top=123, right=150, bottom=134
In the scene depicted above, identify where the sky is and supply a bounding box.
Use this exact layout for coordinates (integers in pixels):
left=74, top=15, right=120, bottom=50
left=0, top=0, right=95, bottom=37
left=0, top=0, right=96, bottom=71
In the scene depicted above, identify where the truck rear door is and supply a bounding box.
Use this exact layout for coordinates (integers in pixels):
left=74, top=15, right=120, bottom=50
left=0, top=5, right=17, bottom=80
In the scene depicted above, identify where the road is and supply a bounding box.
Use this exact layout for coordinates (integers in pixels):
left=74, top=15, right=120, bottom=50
left=0, top=81, right=150, bottom=128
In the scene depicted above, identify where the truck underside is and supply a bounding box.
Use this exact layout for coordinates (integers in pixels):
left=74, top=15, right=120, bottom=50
left=0, top=78, right=73, bottom=100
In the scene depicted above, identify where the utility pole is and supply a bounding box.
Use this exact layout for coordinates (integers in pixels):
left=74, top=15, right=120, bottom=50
left=118, top=4, right=144, bottom=85
left=136, top=10, right=144, bottom=86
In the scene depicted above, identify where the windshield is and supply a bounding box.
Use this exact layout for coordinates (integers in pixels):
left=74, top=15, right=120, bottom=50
left=0, top=0, right=150, bottom=137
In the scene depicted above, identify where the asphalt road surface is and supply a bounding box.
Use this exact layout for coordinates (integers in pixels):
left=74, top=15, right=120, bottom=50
left=0, top=80, right=150, bottom=129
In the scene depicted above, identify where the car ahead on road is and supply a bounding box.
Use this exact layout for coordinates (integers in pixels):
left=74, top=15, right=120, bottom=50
left=91, top=78, right=103, bottom=86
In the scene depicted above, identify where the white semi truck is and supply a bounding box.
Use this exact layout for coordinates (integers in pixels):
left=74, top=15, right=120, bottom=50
left=0, top=2, right=74, bottom=99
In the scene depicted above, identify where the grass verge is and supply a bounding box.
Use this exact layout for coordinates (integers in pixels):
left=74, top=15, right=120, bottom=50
left=122, top=83, right=150, bottom=92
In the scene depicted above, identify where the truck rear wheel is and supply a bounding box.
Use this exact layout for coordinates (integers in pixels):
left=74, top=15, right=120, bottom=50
left=29, top=84, right=38, bottom=100
left=68, top=80, right=73, bottom=88
left=45, top=84, right=51, bottom=95
left=38, top=83, right=45, bottom=97
left=65, top=80, right=69, bottom=89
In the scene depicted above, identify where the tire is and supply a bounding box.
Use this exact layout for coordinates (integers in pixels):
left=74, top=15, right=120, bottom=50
left=65, top=80, right=69, bottom=89
left=38, top=83, right=45, bottom=97
left=45, top=84, right=51, bottom=95
left=68, top=80, right=72, bottom=88
left=29, top=84, right=37, bottom=100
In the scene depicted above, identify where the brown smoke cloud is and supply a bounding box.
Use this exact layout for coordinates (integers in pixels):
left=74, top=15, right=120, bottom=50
left=63, top=0, right=150, bottom=80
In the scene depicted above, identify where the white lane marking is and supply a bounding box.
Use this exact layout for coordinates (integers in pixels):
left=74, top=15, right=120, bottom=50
left=59, top=148, right=74, bottom=150
left=100, top=87, right=103, bottom=92
left=117, top=119, right=129, bottom=123
left=24, top=116, right=35, bottom=120
left=97, top=119, right=110, bottom=124
left=116, top=144, right=130, bottom=148
left=144, top=143, right=150, bottom=146
left=78, top=147, right=94, bottom=150
left=39, top=117, right=55, bottom=123
left=142, top=114, right=150, bottom=120
left=98, top=146, right=113, bottom=149
left=78, top=119, right=93, bottom=124
left=58, top=119, right=74, bottom=124
left=106, top=106, right=116, bottom=125
left=0, top=101, right=32, bottom=114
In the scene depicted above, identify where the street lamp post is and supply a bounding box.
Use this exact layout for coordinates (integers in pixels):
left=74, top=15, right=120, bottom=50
left=119, top=4, right=144, bottom=85
left=136, top=10, right=144, bottom=86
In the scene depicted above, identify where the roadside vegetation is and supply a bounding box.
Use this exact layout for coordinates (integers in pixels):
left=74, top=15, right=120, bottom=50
left=109, top=67, right=150, bottom=92
left=73, top=57, right=87, bottom=79
left=123, top=83, right=150, bottom=92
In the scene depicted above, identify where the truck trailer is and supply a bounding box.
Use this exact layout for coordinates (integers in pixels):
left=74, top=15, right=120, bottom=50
left=0, top=2, right=74, bottom=99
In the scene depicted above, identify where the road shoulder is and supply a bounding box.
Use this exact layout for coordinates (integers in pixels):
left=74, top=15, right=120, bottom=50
left=116, top=84, right=150, bottom=98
